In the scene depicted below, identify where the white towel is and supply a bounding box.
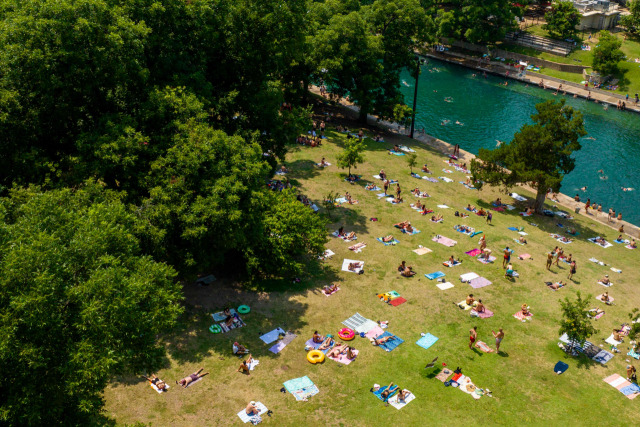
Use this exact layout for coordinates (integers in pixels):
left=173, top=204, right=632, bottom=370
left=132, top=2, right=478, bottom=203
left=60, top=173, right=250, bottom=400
left=237, top=402, right=268, bottom=424
left=460, top=272, right=480, bottom=282
left=341, top=259, right=364, bottom=273
left=436, top=282, right=454, bottom=290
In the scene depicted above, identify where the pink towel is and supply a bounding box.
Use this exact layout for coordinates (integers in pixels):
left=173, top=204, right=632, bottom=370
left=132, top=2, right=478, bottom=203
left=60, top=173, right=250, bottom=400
left=433, top=236, right=457, bottom=247
left=365, top=326, right=385, bottom=339
left=469, top=277, right=492, bottom=289
left=475, top=341, right=494, bottom=353
left=465, top=248, right=481, bottom=257
left=328, top=349, right=359, bottom=365
left=518, top=253, right=531, bottom=260
left=477, top=309, right=494, bottom=319
left=513, top=311, right=533, bottom=321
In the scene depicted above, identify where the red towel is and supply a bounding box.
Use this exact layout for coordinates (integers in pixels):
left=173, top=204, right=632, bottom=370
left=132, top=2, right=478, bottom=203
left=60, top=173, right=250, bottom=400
left=389, top=297, right=407, bottom=307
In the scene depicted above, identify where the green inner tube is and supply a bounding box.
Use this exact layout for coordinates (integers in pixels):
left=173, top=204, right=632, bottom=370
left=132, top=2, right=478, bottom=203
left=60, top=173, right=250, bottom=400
left=238, top=305, right=250, bottom=314
left=209, top=324, right=221, bottom=333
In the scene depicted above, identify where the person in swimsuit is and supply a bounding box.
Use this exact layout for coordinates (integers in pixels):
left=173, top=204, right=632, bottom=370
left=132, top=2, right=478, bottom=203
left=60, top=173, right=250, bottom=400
left=312, top=331, right=324, bottom=344
left=492, top=328, right=504, bottom=352
left=246, top=401, right=260, bottom=415
left=380, top=383, right=399, bottom=401
left=177, top=368, right=209, bottom=387
left=568, top=260, right=576, bottom=280
left=396, top=389, right=410, bottom=402
left=238, top=355, right=254, bottom=375
left=475, top=299, right=485, bottom=313
left=370, top=335, right=396, bottom=346
left=469, top=326, right=477, bottom=349
left=143, top=374, right=167, bottom=391
left=318, top=337, right=335, bottom=350
left=503, top=247, right=511, bottom=268
left=546, top=252, right=553, bottom=270
left=465, top=294, right=475, bottom=306
left=627, top=365, right=637, bottom=382
left=233, top=341, right=249, bottom=355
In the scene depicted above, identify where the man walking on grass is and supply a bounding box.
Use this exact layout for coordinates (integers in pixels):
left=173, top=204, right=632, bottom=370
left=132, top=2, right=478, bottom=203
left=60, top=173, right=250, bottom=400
left=492, top=328, right=504, bottom=353
left=469, top=326, right=477, bottom=349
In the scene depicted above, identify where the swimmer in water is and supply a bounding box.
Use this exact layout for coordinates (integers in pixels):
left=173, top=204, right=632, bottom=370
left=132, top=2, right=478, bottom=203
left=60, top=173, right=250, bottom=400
left=580, top=186, right=587, bottom=191
left=441, top=119, right=450, bottom=126
left=622, top=187, right=634, bottom=192
left=496, top=140, right=504, bottom=147
left=585, top=136, right=596, bottom=140
left=598, top=169, right=604, bottom=174
left=456, top=120, right=464, bottom=126
left=433, top=90, right=438, bottom=93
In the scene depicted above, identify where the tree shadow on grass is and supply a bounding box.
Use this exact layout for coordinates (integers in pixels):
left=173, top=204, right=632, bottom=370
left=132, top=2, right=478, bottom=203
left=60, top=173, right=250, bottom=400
left=285, top=159, right=322, bottom=181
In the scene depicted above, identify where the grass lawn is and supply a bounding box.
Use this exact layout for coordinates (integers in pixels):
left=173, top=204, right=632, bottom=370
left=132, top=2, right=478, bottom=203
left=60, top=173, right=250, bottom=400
left=103, top=107, right=640, bottom=425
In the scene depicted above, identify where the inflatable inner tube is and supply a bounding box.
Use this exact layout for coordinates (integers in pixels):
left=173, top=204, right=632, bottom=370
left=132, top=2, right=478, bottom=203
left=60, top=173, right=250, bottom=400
left=238, top=305, right=250, bottom=314
left=307, top=350, right=325, bottom=364
left=209, top=324, right=222, bottom=334
left=338, top=328, right=355, bottom=341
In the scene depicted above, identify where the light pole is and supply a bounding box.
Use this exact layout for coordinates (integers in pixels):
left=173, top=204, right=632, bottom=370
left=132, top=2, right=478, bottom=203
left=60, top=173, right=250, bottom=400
left=410, top=55, right=426, bottom=139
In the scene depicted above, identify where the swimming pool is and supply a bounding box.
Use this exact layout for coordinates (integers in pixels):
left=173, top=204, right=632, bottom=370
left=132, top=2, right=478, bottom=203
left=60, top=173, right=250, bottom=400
left=399, top=58, right=640, bottom=225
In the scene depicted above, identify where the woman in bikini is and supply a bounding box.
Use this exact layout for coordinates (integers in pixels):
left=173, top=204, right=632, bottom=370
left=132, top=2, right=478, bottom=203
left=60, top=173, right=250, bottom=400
left=318, top=336, right=335, bottom=350
left=492, top=328, right=504, bottom=352
left=143, top=374, right=167, bottom=391
left=313, top=331, right=324, bottom=343
left=380, top=383, right=399, bottom=402
left=370, top=335, right=396, bottom=346
left=238, top=355, right=254, bottom=375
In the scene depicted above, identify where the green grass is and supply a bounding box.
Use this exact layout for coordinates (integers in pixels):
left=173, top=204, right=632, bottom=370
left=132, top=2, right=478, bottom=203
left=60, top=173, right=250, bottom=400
left=103, top=115, right=640, bottom=425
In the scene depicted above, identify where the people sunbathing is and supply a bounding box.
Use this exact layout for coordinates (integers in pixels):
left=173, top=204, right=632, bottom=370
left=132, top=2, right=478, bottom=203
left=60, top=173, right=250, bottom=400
left=348, top=262, right=362, bottom=271
left=392, top=196, right=403, bottom=203
left=494, top=198, right=503, bottom=206
left=613, top=329, right=624, bottom=342
left=420, top=205, right=433, bottom=215
left=422, top=164, right=431, bottom=173
left=521, top=304, right=530, bottom=316
left=177, top=368, right=209, bottom=387
left=600, top=275, right=611, bottom=285
left=456, top=225, right=473, bottom=233
left=431, top=213, right=443, bottom=222
left=601, top=292, right=612, bottom=304
left=323, top=284, right=339, bottom=294
left=466, top=204, right=476, bottom=212
left=313, top=331, right=324, bottom=343
left=326, top=344, right=347, bottom=358
left=319, top=157, right=328, bottom=167
left=143, top=374, right=167, bottom=391
left=233, top=341, right=250, bottom=355
left=448, top=255, right=460, bottom=265
left=518, top=236, right=527, bottom=244
left=475, top=299, right=485, bottom=313
left=411, top=188, right=420, bottom=195
left=396, top=388, right=410, bottom=402
left=382, top=235, right=395, bottom=243
left=225, top=310, right=243, bottom=328
left=414, top=201, right=423, bottom=210
left=380, top=382, right=399, bottom=401
left=455, top=210, right=469, bottom=218
left=345, top=346, right=357, bottom=359
left=365, top=182, right=376, bottom=190
left=631, top=239, right=638, bottom=248
left=397, top=261, right=407, bottom=272
left=344, top=231, right=356, bottom=240
left=466, top=294, right=475, bottom=306
left=238, top=355, right=254, bottom=375
left=379, top=169, right=386, bottom=180
left=401, top=266, right=416, bottom=277
left=280, top=166, right=288, bottom=173
left=477, top=208, right=486, bottom=216
left=588, top=307, right=604, bottom=316
left=370, top=335, right=396, bottom=346
left=318, top=336, right=335, bottom=350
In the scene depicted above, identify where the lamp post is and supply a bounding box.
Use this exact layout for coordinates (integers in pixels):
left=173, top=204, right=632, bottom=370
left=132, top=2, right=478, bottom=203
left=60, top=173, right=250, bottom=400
left=410, top=55, right=426, bottom=139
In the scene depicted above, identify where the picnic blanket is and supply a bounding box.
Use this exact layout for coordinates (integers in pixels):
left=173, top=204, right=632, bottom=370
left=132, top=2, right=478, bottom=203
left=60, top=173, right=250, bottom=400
left=341, top=259, right=364, bottom=273
left=472, top=309, right=494, bottom=319
left=413, top=247, right=432, bottom=255
left=212, top=308, right=237, bottom=322
left=269, top=332, right=297, bottom=354
left=424, top=177, right=439, bottom=183
left=366, top=326, right=385, bottom=339
left=510, top=193, right=527, bottom=202
left=425, top=271, right=445, bottom=280
left=513, top=311, right=533, bottom=321
left=377, top=237, right=399, bottom=246
left=416, top=333, right=439, bottom=350
left=456, top=376, right=482, bottom=399
left=469, top=277, right=491, bottom=289
left=439, top=176, right=453, bottom=183
left=435, top=368, right=453, bottom=382
left=305, top=338, right=322, bottom=350
left=436, top=282, right=454, bottom=290
left=319, top=249, right=335, bottom=260
left=459, top=272, right=479, bottom=282
left=518, top=253, right=531, bottom=260
left=465, top=248, right=481, bottom=257
left=432, top=235, right=457, bottom=247
left=442, top=260, right=462, bottom=268
left=477, top=256, right=496, bottom=264
left=260, top=327, right=286, bottom=344
left=237, top=402, right=268, bottom=424
left=342, top=313, right=378, bottom=335
left=605, top=334, right=623, bottom=347
left=389, top=297, right=407, bottom=307
left=475, top=341, right=494, bottom=353
left=457, top=300, right=476, bottom=311
left=559, top=333, right=614, bottom=364
left=374, top=331, right=404, bottom=352
left=220, top=317, right=245, bottom=333
left=328, top=349, right=359, bottom=365
left=387, top=390, right=415, bottom=410
left=603, top=374, right=640, bottom=399
left=284, top=376, right=319, bottom=401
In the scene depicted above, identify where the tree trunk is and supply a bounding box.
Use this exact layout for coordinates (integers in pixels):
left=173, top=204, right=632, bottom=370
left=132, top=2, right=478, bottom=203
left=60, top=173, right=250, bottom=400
left=358, top=104, right=369, bottom=124
left=533, top=187, right=546, bottom=213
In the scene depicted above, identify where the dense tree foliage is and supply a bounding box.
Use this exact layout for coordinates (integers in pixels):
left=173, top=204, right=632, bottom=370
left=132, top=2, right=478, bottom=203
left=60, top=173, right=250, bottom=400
left=543, top=1, right=580, bottom=40
left=0, top=185, right=183, bottom=424
left=437, top=0, right=518, bottom=44
left=337, top=138, right=366, bottom=176
left=471, top=100, right=586, bottom=211
left=621, top=0, right=640, bottom=34
left=558, top=292, right=598, bottom=353
left=592, top=31, right=625, bottom=76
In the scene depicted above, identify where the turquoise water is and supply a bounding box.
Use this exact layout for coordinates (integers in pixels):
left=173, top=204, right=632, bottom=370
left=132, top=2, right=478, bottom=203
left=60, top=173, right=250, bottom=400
left=399, top=58, right=640, bottom=225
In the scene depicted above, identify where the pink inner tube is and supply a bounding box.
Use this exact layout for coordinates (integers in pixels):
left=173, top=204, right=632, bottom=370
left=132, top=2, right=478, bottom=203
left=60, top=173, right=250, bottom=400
left=339, top=328, right=355, bottom=340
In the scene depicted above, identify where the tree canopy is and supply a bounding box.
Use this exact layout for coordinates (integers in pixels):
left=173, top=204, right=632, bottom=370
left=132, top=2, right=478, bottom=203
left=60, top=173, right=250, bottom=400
left=337, top=138, right=367, bottom=176
left=437, top=0, right=518, bottom=44
left=471, top=100, right=586, bottom=211
left=558, top=292, right=598, bottom=353
left=592, top=31, right=625, bottom=76
left=543, top=1, right=580, bottom=40
left=620, top=0, right=640, bottom=34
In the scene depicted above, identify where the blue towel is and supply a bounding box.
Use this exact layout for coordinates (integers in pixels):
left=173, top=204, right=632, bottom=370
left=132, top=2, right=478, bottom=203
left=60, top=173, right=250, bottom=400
left=553, top=361, right=568, bottom=374
left=416, top=334, right=439, bottom=350
left=283, top=376, right=315, bottom=393
left=377, top=237, right=399, bottom=246
left=375, top=331, right=404, bottom=352
left=507, top=227, right=518, bottom=231
left=628, top=349, right=640, bottom=359
left=470, top=231, right=483, bottom=237
left=425, top=271, right=445, bottom=280
left=390, top=151, right=405, bottom=156
left=620, top=383, right=640, bottom=396
left=614, top=239, right=625, bottom=244
left=373, top=385, right=399, bottom=402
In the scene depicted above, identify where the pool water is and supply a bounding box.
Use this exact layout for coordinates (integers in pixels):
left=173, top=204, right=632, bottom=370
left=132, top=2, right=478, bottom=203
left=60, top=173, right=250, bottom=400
left=399, top=58, right=640, bottom=225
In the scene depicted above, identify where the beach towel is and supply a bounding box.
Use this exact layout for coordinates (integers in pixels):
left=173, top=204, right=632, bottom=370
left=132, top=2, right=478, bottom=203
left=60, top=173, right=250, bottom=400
left=377, top=237, right=399, bottom=246
left=237, top=402, right=268, bottom=424
left=513, top=311, right=533, bottom=321
left=554, top=361, right=569, bottom=374
left=416, top=333, right=439, bottom=350
left=149, top=381, right=170, bottom=394
left=435, top=368, right=453, bottom=382
left=356, top=319, right=379, bottom=334
left=377, top=192, right=392, bottom=198
left=588, top=237, right=613, bottom=248
left=342, top=313, right=368, bottom=330
left=341, top=259, right=364, bottom=273
left=402, top=228, right=421, bottom=235
left=454, top=226, right=475, bottom=236
left=321, top=287, right=340, bottom=297
left=442, top=260, right=462, bottom=268
left=627, top=244, right=637, bottom=249
left=611, top=268, right=622, bottom=273
left=510, top=193, right=527, bottom=202
left=260, top=327, right=286, bottom=344
left=212, top=308, right=237, bottom=322
left=605, top=334, right=623, bottom=347
left=319, top=249, right=335, bottom=260
left=389, top=297, right=407, bottom=307
left=328, top=349, right=359, bottom=365
left=596, top=294, right=615, bottom=303
left=439, top=176, right=453, bottom=182
left=413, top=247, right=432, bottom=255
left=372, top=385, right=399, bottom=402
left=465, top=248, right=481, bottom=257
left=460, top=272, right=480, bottom=282
left=519, top=212, right=532, bottom=217
left=425, top=271, right=445, bottom=280
left=603, top=374, right=640, bottom=399
left=457, top=377, right=482, bottom=399
left=386, top=198, right=403, bottom=205
left=507, top=227, right=518, bottom=231
left=628, top=349, right=640, bottom=359
left=437, top=204, right=450, bottom=209
left=348, top=243, right=366, bottom=253
left=477, top=256, right=496, bottom=264
left=366, top=186, right=381, bottom=191
left=305, top=338, right=322, bottom=350
left=436, top=282, right=454, bottom=290
left=284, top=376, right=319, bottom=401
left=366, top=326, right=385, bottom=339
left=472, top=309, right=494, bottom=319
left=598, top=281, right=613, bottom=288
left=374, top=331, right=404, bottom=352
left=390, top=150, right=405, bottom=156
left=457, top=300, right=476, bottom=311
left=469, top=277, right=492, bottom=289
left=388, top=390, right=415, bottom=410
left=424, top=177, right=439, bottom=183
left=518, top=253, right=531, bottom=260
left=442, top=169, right=453, bottom=173
left=432, top=235, right=457, bottom=247
left=220, top=316, right=245, bottom=333
left=269, top=332, right=297, bottom=354
left=399, top=145, right=415, bottom=153
left=475, top=341, right=494, bottom=353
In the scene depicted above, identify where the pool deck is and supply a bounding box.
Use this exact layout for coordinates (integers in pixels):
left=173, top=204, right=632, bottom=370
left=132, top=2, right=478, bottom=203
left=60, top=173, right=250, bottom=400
left=424, top=50, right=640, bottom=113
left=311, top=85, right=640, bottom=238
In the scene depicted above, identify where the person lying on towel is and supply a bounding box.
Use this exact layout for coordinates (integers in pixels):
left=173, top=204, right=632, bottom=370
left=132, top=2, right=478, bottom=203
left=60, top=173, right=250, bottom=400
left=382, top=235, right=395, bottom=243
left=370, top=335, right=396, bottom=346
left=600, top=275, right=611, bottom=285
left=448, top=255, right=461, bottom=265
left=431, top=213, right=443, bottom=222
left=401, top=266, right=416, bottom=277
left=365, top=183, right=377, bottom=190
left=588, top=307, right=604, bottom=316
left=601, top=291, right=612, bottom=304
left=392, top=196, right=403, bottom=203
left=177, top=368, right=209, bottom=387
left=326, top=344, right=347, bottom=358
left=312, top=331, right=324, bottom=344
left=380, top=382, right=399, bottom=402
left=323, top=284, right=339, bottom=294
left=348, top=262, right=362, bottom=271
left=224, top=309, right=244, bottom=328
left=518, top=236, right=527, bottom=244
left=143, top=374, right=167, bottom=391
left=344, top=346, right=357, bottom=359
left=420, top=206, right=433, bottom=215
left=396, top=388, right=410, bottom=402
left=318, top=336, right=335, bottom=350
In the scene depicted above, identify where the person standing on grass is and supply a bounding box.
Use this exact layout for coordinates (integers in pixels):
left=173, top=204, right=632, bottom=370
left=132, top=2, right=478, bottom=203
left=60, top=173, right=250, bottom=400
left=396, top=183, right=401, bottom=198
left=469, top=326, right=477, bottom=350
left=383, top=179, right=389, bottom=196
left=568, top=260, right=577, bottom=281
left=492, top=329, right=504, bottom=353
left=503, top=247, right=511, bottom=268
left=479, top=235, right=487, bottom=251
left=486, top=212, right=492, bottom=224
left=546, top=252, right=553, bottom=270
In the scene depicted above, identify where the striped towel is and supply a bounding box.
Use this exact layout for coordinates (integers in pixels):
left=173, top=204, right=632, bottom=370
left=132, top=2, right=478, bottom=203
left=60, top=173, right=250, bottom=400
left=219, top=316, right=244, bottom=333
left=603, top=374, right=640, bottom=399
left=342, top=313, right=368, bottom=330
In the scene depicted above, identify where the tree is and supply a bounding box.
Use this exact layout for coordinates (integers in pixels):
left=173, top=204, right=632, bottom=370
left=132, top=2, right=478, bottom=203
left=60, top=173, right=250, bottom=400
left=437, top=0, right=518, bottom=44
left=592, top=31, right=625, bottom=76
left=543, top=1, right=580, bottom=40
left=471, top=100, right=586, bottom=212
left=0, top=184, right=183, bottom=425
left=407, top=153, right=418, bottom=173
left=558, top=292, right=598, bottom=354
left=337, top=138, right=366, bottom=177
left=620, top=0, right=640, bottom=34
